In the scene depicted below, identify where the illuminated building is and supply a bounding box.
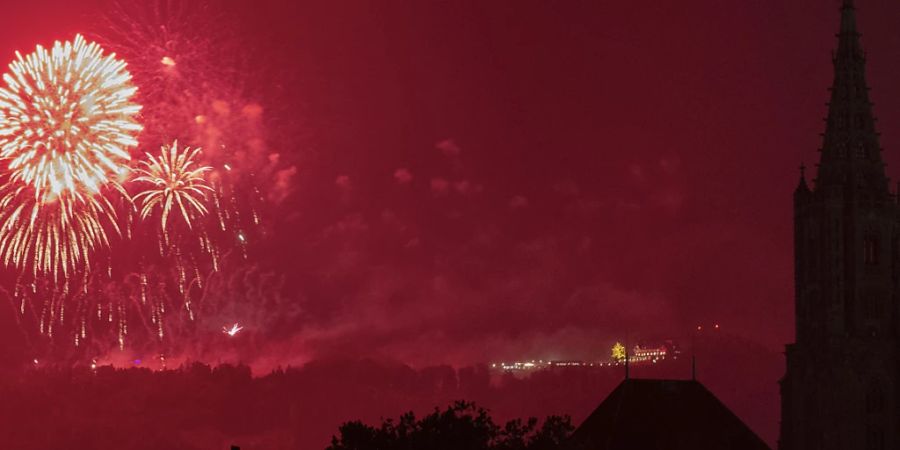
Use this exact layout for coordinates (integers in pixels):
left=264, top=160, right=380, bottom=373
left=609, top=340, right=680, bottom=365
left=629, top=343, right=671, bottom=364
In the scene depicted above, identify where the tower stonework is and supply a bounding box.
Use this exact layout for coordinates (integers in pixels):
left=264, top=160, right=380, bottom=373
left=780, top=2, right=899, bottom=450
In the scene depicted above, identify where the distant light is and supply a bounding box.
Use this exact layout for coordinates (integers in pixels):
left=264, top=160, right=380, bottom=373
left=237, top=232, right=246, bottom=243
left=697, top=325, right=702, bottom=331
left=714, top=324, right=720, bottom=329
left=32, top=359, right=38, bottom=365
left=161, top=56, right=176, bottom=67
left=223, top=163, right=232, bottom=171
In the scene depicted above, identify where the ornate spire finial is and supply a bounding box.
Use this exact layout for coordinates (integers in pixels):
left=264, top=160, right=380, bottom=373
left=839, top=0, right=859, bottom=37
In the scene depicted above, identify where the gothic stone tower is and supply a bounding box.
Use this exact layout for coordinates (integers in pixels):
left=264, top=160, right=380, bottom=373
left=780, top=2, right=899, bottom=450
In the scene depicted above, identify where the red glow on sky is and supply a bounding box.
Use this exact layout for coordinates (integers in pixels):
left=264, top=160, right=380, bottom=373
left=0, top=1, right=898, bottom=448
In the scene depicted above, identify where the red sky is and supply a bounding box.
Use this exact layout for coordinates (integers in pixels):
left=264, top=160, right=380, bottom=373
left=259, top=0, right=900, bottom=365
left=1, top=0, right=900, bottom=375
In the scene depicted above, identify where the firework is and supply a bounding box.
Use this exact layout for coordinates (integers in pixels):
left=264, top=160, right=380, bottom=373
left=5, top=4, right=282, bottom=358
left=133, top=141, right=213, bottom=234
left=222, top=323, right=242, bottom=337
left=0, top=34, right=141, bottom=278
left=96, top=0, right=282, bottom=260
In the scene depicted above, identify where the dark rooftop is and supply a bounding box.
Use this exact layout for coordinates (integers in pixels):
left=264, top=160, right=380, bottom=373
left=568, top=378, right=770, bottom=450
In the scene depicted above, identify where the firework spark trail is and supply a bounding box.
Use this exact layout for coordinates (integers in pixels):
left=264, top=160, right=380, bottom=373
left=130, top=140, right=218, bottom=331
left=0, top=34, right=141, bottom=279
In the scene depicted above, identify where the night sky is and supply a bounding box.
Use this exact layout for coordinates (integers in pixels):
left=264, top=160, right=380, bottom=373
left=1, top=0, right=900, bottom=438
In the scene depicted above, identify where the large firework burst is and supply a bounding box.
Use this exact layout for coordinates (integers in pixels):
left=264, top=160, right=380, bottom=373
left=0, top=34, right=141, bottom=278
left=133, top=141, right=213, bottom=234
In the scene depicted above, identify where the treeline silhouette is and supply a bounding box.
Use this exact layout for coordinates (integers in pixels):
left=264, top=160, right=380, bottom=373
left=327, top=401, right=572, bottom=450
left=0, top=359, right=617, bottom=449
left=0, top=332, right=780, bottom=449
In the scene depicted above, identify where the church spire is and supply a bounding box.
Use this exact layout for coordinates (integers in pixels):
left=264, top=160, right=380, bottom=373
left=782, top=4, right=900, bottom=449
left=841, top=0, right=857, bottom=28
left=813, top=0, right=888, bottom=194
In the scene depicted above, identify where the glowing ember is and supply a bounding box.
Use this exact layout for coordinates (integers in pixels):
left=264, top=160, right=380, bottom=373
left=133, top=140, right=213, bottom=232
left=223, top=323, right=242, bottom=336
left=0, top=34, right=141, bottom=277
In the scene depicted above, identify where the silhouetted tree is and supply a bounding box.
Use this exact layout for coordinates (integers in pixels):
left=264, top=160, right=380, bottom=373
left=326, top=401, right=572, bottom=450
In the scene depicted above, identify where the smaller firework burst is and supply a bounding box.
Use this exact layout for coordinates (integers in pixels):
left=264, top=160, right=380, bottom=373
left=133, top=140, right=213, bottom=235
left=222, top=322, right=242, bottom=337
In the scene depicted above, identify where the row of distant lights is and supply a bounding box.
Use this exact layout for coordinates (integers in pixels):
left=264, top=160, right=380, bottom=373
left=490, top=357, right=669, bottom=371
left=490, top=359, right=663, bottom=371
left=490, top=360, right=594, bottom=371
left=489, top=325, right=726, bottom=373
